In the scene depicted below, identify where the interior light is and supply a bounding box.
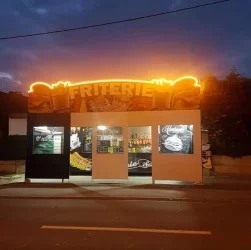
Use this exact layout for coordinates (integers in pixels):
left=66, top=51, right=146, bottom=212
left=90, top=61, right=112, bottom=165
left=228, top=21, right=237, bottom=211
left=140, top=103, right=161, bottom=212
left=34, top=126, right=48, bottom=130
left=97, top=126, right=107, bottom=131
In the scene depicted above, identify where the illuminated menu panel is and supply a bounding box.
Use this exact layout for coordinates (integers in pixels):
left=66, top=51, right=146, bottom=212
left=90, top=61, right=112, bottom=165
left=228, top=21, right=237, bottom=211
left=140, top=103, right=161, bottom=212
left=96, top=126, right=124, bottom=154
left=32, top=126, right=64, bottom=154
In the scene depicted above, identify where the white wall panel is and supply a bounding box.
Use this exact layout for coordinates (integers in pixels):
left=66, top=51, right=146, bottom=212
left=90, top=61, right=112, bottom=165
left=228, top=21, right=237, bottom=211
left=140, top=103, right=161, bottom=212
left=9, top=118, right=27, bottom=135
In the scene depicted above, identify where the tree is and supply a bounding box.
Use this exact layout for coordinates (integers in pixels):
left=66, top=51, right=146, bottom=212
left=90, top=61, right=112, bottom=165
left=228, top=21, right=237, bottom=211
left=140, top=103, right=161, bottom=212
left=201, top=70, right=251, bottom=157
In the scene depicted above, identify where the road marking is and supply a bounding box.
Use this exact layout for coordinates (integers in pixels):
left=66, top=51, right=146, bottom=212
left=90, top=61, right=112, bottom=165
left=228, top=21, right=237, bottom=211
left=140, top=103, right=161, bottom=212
left=41, top=225, right=211, bottom=235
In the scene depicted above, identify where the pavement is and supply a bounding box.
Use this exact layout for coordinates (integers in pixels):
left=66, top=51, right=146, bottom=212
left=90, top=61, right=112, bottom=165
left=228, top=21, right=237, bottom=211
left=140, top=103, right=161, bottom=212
left=1, top=196, right=251, bottom=249
left=1, top=176, right=251, bottom=249
left=1, top=175, right=251, bottom=202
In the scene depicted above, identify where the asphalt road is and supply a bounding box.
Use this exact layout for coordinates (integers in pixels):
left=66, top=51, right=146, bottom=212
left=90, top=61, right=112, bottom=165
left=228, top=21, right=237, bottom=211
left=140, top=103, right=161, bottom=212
left=0, top=198, right=251, bottom=249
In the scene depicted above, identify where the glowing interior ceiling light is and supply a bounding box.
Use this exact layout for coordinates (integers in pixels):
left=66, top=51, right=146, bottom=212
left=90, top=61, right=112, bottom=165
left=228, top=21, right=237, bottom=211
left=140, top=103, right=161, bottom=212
left=97, top=126, right=107, bottom=131
left=28, top=76, right=200, bottom=93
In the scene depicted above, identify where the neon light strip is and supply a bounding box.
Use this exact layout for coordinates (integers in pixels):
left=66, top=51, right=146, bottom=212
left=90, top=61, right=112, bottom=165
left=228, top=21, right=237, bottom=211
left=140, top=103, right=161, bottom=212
left=28, top=76, right=200, bottom=93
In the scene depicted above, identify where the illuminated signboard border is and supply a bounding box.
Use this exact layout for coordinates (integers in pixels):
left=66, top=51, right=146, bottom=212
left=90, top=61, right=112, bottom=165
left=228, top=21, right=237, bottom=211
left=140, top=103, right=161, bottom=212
left=28, top=76, right=200, bottom=93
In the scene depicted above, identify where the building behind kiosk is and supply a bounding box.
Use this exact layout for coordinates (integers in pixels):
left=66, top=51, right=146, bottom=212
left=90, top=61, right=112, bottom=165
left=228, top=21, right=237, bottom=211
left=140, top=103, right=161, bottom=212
left=26, top=76, right=202, bottom=183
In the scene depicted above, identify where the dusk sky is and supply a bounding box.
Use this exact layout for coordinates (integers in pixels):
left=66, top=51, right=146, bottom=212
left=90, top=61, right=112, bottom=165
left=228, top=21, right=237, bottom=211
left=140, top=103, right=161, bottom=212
left=0, top=0, right=250, bottom=94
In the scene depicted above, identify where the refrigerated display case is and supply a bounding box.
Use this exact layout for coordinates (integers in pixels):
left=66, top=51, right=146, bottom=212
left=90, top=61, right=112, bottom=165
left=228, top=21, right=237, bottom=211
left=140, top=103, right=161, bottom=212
left=128, top=126, right=152, bottom=175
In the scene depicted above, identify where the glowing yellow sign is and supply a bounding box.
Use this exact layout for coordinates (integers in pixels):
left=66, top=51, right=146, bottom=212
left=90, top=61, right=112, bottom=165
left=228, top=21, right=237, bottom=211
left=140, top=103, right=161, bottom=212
left=28, top=76, right=200, bottom=93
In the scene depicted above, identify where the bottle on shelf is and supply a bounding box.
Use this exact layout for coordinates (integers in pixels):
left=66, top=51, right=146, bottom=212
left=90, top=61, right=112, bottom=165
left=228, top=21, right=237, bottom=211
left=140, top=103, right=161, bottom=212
left=128, top=134, right=132, bottom=148
left=148, top=134, right=151, bottom=145
left=139, top=134, right=142, bottom=145
left=144, top=134, right=147, bottom=145
left=136, top=134, right=140, bottom=145
left=143, top=133, right=146, bottom=145
left=133, top=134, right=136, bottom=145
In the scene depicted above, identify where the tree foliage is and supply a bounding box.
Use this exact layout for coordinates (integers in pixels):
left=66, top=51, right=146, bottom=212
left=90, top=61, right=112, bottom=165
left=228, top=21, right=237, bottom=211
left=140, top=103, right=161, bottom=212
left=201, top=70, right=251, bottom=157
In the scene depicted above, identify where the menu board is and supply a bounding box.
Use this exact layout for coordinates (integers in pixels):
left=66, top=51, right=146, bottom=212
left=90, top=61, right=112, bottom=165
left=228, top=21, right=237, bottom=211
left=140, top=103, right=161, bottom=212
left=96, top=126, right=124, bottom=154
left=70, top=127, right=92, bottom=175
left=159, top=125, right=193, bottom=154
left=32, top=126, right=64, bottom=154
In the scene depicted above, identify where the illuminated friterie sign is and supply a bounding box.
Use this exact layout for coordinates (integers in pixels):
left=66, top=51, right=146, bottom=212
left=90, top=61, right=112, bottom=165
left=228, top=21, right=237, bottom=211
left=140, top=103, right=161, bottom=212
left=28, top=76, right=200, bottom=93
left=28, top=76, right=200, bottom=113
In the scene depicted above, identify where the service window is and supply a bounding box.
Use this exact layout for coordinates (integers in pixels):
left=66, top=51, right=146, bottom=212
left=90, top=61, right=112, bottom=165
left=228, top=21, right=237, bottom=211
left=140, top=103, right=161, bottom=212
left=128, top=126, right=152, bottom=175
left=70, top=127, right=92, bottom=174
left=96, top=126, right=124, bottom=154
left=32, top=126, right=64, bottom=154
left=158, top=125, right=194, bottom=154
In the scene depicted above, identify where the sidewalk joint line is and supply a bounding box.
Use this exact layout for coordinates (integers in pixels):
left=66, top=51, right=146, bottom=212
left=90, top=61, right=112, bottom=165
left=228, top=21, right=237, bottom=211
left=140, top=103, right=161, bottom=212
left=41, top=225, right=212, bottom=235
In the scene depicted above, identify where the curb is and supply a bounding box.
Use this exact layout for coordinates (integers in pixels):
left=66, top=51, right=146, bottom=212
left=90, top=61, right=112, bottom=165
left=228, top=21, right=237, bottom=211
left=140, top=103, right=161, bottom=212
left=0, top=196, right=196, bottom=201
left=1, top=195, right=251, bottom=203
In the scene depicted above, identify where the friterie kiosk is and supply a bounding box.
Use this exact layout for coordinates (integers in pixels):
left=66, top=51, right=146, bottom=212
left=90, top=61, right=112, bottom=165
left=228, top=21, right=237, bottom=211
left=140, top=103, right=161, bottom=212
left=26, top=76, right=202, bottom=183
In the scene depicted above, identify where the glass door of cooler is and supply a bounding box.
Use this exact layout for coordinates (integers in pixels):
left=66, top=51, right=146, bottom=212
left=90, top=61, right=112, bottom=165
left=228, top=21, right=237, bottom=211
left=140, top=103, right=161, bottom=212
left=128, top=126, right=152, bottom=176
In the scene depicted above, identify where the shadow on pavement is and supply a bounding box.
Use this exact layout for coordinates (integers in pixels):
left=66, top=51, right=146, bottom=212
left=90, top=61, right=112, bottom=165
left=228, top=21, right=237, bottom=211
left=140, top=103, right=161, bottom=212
left=127, top=183, right=251, bottom=191
left=0, top=182, right=79, bottom=189
left=1, top=179, right=251, bottom=192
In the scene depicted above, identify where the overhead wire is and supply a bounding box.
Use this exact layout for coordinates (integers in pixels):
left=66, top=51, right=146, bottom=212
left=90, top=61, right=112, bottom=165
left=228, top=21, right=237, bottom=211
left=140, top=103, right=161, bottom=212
left=0, top=0, right=231, bottom=41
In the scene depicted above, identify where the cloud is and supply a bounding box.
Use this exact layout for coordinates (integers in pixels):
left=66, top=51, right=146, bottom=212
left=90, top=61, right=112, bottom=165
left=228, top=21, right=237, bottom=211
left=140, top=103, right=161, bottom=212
left=36, top=8, right=48, bottom=15
left=21, top=0, right=96, bottom=16
left=0, top=72, right=22, bottom=85
left=169, top=0, right=182, bottom=9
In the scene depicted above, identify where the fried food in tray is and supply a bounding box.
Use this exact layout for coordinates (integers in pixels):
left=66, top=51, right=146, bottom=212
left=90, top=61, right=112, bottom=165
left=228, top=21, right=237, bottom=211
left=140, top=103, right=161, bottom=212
left=70, top=152, right=92, bottom=171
